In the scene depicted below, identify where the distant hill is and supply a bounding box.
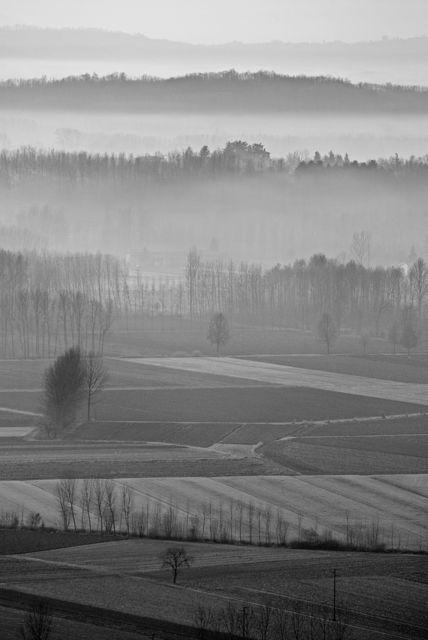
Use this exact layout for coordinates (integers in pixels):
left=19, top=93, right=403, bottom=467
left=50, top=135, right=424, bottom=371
left=1, top=71, right=427, bottom=113
left=1, top=26, right=428, bottom=86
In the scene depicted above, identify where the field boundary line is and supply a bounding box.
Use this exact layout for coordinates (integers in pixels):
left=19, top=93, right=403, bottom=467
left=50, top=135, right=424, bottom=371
left=0, top=407, right=42, bottom=417
left=91, top=411, right=428, bottom=427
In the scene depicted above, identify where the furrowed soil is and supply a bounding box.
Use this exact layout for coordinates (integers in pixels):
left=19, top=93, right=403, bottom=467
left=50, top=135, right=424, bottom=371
left=137, top=357, right=428, bottom=406
left=0, top=603, right=150, bottom=640
left=1, top=474, right=426, bottom=548
left=0, top=529, right=119, bottom=555
left=75, top=414, right=428, bottom=446
left=261, top=434, right=428, bottom=474
left=2, top=385, right=422, bottom=424
left=93, top=386, right=426, bottom=422
left=0, top=442, right=282, bottom=480
left=238, top=354, right=428, bottom=383
left=2, top=541, right=427, bottom=639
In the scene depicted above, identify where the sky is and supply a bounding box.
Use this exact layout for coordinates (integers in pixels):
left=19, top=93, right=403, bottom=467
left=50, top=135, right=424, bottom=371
left=0, top=0, right=427, bottom=44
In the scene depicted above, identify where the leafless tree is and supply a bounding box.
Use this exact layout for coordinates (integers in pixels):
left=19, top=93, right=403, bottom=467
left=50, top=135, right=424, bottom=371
left=93, top=478, right=107, bottom=531
left=80, top=478, right=94, bottom=532
left=409, top=257, right=427, bottom=325
left=84, top=351, right=108, bottom=421
left=359, top=332, right=370, bottom=355
left=350, top=230, right=371, bottom=266
left=207, top=312, right=230, bottom=355
left=104, top=479, right=118, bottom=533
left=388, top=321, right=400, bottom=354
left=120, top=484, right=134, bottom=535
left=400, top=306, right=418, bottom=356
left=159, top=546, right=193, bottom=584
left=55, top=479, right=76, bottom=531
left=317, top=313, right=338, bottom=354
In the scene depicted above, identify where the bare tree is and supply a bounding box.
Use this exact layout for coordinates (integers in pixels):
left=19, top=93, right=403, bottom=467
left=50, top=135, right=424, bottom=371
left=42, top=346, right=86, bottom=436
left=409, top=257, right=427, bottom=325
left=317, top=313, right=338, bottom=354
left=400, top=307, right=418, bottom=356
left=350, top=230, right=371, bottom=266
left=104, top=479, right=118, bottom=534
left=20, top=601, right=52, bottom=640
left=84, top=351, right=108, bottom=421
left=159, top=546, right=193, bottom=584
left=80, top=478, right=94, bottom=532
left=120, top=484, right=134, bottom=535
left=55, top=479, right=72, bottom=531
left=55, top=479, right=78, bottom=531
left=359, top=332, right=370, bottom=355
left=207, top=312, right=230, bottom=355
left=388, top=321, right=400, bottom=354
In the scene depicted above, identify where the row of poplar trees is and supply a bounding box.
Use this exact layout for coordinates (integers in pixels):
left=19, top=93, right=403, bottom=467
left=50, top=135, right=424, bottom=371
left=0, top=248, right=426, bottom=357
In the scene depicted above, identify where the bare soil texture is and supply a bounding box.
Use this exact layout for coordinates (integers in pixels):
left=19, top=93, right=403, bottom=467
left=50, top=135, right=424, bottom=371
left=136, top=357, right=428, bottom=406
left=1, top=541, right=426, bottom=639
left=238, top=354, right=428, bottom=383
left=1, top=474, right=426, bottom=549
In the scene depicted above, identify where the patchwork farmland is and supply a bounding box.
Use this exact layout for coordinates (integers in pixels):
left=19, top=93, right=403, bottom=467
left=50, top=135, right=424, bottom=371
left=1, top=351, right=427, bottom=639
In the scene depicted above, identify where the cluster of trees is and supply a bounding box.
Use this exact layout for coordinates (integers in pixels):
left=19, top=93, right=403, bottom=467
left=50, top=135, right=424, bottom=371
left=43, top=347, right=108, bottom=436
left=54, top=477, right=292, bottom=545
left=0, top=142, right=283, bottom=188
left=297, top=150, right=428, bottom=175
left=2, top=147, right=428, bottom=189
left=1, top=247, right=425, bottom=357
left=0, top=250, right=121, bottom=357
left=1, top=70, right=427, bottom=112
left=49, top=478, right=397, bottom=552
left=1, top=145, right=427, bottom=261
left=184, top=251, right=427, bottom=341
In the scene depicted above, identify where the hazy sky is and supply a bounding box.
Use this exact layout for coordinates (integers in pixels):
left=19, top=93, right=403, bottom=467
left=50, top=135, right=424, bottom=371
left=0, top=0, right=427, bottom=43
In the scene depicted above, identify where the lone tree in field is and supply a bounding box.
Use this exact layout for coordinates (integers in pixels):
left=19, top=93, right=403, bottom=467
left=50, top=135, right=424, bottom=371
left=159, top=546, right=193, bottom=584
left=21, top=601, right=53, bottom=640
left=388, top=321, right=400, bottom=354
left=317, top=312, right=338, bottom=354
left=400, top=308, right=418, bottom=356
left=85, top=351, right=108, bottom=421
left=42, top=346, right=86, bottom=437
left=207, top=312, right=230, bottom=355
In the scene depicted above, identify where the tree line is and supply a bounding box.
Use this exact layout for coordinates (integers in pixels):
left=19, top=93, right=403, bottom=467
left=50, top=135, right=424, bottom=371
left=183, top=250, right=427, bottom=340
left=0, top=250, right=120, bottom=357
left=1, top=146, right=427, bottom=188
left=1, top=70, right=428, bottom=112
left=0, top=247, right=426, bottom=357
left=2, top=146, right=426, bottom=262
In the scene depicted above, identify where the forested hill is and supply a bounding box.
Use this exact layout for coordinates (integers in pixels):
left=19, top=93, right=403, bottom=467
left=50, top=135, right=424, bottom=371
left=1, top=72, right=428, bottom=113
left=1, top=27, right=428, bottom=85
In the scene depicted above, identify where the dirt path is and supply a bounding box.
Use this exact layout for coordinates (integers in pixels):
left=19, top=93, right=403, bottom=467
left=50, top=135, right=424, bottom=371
left=132, top=357, right=428, bottom=406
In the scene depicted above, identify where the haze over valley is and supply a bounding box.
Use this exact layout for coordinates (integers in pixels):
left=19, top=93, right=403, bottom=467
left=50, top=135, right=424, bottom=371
left=1, top=5, right=428, bottom=639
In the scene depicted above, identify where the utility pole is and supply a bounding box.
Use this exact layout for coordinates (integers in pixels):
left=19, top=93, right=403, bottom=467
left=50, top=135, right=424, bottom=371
left=333, top=568, right=337, bottom=622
